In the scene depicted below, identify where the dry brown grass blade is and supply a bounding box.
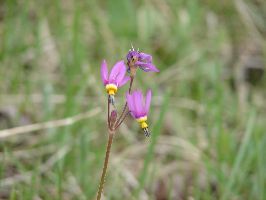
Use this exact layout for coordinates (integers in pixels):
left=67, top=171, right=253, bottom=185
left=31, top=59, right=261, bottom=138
left=0, top=107, right=101, bottom=139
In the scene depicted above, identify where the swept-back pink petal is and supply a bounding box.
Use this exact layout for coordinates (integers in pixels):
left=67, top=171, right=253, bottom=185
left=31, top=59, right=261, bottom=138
left=109, top=60, right=125, bottom=82
left=101, top=60, right=109, bottom=85
left=135, top=61, right=159, bottom=72
left=145, top=89, right=152, bottom=114
left=139, top=53, right=152, bottom=63
left=116, top=62, right=127, bottom=84
left=119, top=76, right=130, bottom=87
left=133, top=90, right=143, bottom=117
left=126, top=93, right=136, bottom=118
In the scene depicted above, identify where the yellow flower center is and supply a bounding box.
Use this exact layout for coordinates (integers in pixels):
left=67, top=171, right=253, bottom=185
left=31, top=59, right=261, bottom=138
left=105, top=84, right=118, bottom=95
left=136, top=116, right=148, bottom=129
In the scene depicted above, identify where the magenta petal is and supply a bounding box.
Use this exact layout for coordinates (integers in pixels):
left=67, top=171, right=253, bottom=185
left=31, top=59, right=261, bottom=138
left=116, top=62, right=127, bottom=84
left=133, top=90, right=143, bottom=117
left=126, top=93, right=133, bottom=111
left=139, top=53, right=152, bottom=63
left=109, top=60, right=125, bottom=81
left=135, top=61, right=159, bottom=72
left=126, top=93, right=136, bottom=118
left=101, top=60, right=109, bottom=85
left=119, top=76, right=130, bottom=87
left=145, top=89, right=152, bottom=114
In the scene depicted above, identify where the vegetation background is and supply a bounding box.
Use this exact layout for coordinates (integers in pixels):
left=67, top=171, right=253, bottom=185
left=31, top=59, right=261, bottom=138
left=0, top=0, right=266, bottom=199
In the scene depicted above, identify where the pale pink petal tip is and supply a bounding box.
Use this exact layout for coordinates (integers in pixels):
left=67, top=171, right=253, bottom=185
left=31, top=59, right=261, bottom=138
left=119, top=76, right=130, bottom=87
left=101, top=60, right=108, bottom=85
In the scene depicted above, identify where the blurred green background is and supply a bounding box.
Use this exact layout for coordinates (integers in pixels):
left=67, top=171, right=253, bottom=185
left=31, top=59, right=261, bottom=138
left=0, top=0, right=266, bottom=199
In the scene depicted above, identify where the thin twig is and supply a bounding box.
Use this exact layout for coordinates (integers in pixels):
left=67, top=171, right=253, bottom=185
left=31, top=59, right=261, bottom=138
left=114, top=103, right=128, bottom=128
left=114, top=111, right=130, bottom=130
left=96, top=131, right=114, bottom=200
left=0, top=107, right=101, bottom=139
left=114, top=77, right=134, bottom=128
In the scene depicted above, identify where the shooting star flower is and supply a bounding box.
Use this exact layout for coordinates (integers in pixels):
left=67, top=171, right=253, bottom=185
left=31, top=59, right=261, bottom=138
left=101, top=59, right=130, bottom=93
left=126, top=47, right=159, bottom=77
left=126, top=89, right=152, bottom=137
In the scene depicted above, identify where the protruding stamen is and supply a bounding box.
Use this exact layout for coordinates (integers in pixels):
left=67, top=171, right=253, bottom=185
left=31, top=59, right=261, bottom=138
left=137, top=116, right=150, bottom=137
left=131, top=43, right=134, bottom=51
left=143, top=128, right=150, bottom=137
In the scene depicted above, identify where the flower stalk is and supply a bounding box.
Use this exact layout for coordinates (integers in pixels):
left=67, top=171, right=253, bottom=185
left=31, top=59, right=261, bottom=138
left=96, top=130, right=114, bottom=200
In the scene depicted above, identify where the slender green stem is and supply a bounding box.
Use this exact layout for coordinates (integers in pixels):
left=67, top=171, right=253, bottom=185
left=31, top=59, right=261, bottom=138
left=96, top=131, right=114, bottom=200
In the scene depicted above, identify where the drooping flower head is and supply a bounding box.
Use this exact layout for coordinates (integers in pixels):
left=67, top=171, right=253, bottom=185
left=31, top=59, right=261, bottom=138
left=101, top=60, right=130, bottom=96
left=126, top=47, right=159, bottom=77
left=126, top=89, right=152, bottom=137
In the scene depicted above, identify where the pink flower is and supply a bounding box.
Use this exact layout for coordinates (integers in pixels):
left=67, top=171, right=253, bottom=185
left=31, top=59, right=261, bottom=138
left=126, top=89, right=152, bottom=118
left=127, top=50, right=159, bottom=73
left=126, top=89, right=152, bottom=137
left=101, top=60, right=130, bottom=95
